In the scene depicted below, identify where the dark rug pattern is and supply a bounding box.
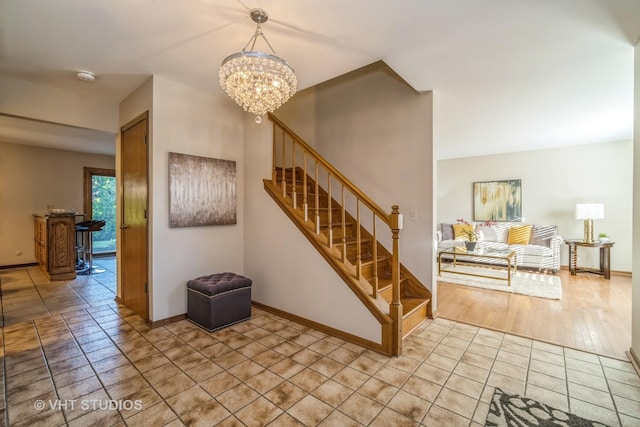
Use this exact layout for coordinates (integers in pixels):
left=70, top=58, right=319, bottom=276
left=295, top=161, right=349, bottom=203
left=485, top=388, right=611, bottom=427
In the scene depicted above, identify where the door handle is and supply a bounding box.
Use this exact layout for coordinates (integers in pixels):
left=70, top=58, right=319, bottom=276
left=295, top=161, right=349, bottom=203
left=120, top=224, right=129, bottom=230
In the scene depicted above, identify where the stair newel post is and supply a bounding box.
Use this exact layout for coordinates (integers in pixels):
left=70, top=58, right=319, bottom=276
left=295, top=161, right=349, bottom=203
left=271, top=122, right=277, bottom=186
left=281, top=129, right=286, bottom=199
left=303, top=152, right=308, bottom=222
left=315, top=162, right=320, bottom=234
left=372, top=212, right=378, bottom=298
left=340, top=186, right=346, bottom=262
left=327, top=174, right=333, bottom=248
left=390, top=205, right=403, bottom=356
left=356, top=200, right=361, bottom=280
left=291, top=142, right=297, bottom=210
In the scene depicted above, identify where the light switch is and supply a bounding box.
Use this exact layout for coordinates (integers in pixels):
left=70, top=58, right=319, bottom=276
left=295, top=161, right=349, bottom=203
left=410, top=209, right=418, bottom=221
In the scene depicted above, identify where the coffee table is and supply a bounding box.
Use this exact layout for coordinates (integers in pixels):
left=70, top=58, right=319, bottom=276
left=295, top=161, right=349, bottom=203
left=438, top=247, right=517, bottom=286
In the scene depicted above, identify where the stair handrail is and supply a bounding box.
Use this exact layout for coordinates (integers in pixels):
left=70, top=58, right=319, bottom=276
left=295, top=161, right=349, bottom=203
left=268, top=113, right=390, bottom=226
left=268, top=113, right=404, bottom=355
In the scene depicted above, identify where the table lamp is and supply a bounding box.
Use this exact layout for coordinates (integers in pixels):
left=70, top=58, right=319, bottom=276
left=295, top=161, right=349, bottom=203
left=575, top=203, right=604, bottom=243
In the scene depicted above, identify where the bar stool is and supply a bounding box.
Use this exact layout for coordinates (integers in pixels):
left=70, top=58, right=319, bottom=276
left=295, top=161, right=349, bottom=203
left=75, top=219, right=106, bottom=275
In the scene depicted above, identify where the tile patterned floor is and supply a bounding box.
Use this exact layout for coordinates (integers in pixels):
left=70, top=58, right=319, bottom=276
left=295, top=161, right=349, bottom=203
left=1, top=260, right=639, bottom=426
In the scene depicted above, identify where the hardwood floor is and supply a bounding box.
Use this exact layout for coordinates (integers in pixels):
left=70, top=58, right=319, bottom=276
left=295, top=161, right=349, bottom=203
left=436, top=268, right=632, bottom=360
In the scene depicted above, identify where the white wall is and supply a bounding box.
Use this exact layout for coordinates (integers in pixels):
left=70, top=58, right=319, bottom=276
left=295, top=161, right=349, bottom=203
left=0, top=141, right=114, bottom=266
left=148, top=76, right=245, bottom=322
left=438, top=140, right=633, bottom=272
left=631, top=40, right=639, bottom=364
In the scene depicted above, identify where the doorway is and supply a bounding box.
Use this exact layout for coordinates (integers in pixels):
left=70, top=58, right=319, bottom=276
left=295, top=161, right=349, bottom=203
left=83, top=167, right=116, bottom=255
left=120, top=112, right=149, bottom=320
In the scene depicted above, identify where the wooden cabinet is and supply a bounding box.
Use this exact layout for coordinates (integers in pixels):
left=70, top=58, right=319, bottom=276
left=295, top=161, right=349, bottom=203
left=33, top=214, right=77, bottom=281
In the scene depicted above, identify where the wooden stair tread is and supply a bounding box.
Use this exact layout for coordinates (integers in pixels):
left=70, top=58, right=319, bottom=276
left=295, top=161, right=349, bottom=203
left=334, top=236, right=372, bottom=244
left=267, top=162, right=433, bottom=352
left=319, top=222, right=355, bottom=229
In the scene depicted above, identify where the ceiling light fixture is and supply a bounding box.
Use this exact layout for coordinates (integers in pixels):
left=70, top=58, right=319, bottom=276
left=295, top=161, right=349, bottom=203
left=76, top=70, right=96, bottom=82
left=219, top=8, right=297, bottom=124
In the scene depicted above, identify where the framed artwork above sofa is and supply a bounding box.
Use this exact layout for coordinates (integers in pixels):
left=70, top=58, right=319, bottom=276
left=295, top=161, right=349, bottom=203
left=473, top=179, right=522, bottom=222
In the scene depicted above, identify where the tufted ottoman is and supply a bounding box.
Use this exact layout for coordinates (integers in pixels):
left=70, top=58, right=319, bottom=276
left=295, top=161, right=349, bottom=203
left=187, top=272, right=252, bottom=332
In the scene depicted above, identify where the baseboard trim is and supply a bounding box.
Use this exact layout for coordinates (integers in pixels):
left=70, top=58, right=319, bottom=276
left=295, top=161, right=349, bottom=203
left=0, top=262, right=38, bottom=270
left=628, top=348, right=640, bottom=377
left=252, top=301, right=387, bottom=355
left=148, top=313, right=187, bottom=329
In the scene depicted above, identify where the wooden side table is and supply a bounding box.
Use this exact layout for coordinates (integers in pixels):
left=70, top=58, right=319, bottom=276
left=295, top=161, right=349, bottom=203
left=565, top=240, right=615, bottom=279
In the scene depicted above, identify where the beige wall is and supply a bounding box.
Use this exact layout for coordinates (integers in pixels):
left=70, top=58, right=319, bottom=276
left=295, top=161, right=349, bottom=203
left=0, top=141, right=115, bottom=266
left=243, top=61, right=436, bottom=343
left=0, top=75, right=118, bottom=132
left=278, top=63, right=436, bottom=291
left=438, top=140, right=633, bottom=272
left=632, top=40, right=639, bottom=364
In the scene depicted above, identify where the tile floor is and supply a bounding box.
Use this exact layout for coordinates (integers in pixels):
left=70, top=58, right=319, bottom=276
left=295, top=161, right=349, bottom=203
left=0, top=260, right=639, bottom=426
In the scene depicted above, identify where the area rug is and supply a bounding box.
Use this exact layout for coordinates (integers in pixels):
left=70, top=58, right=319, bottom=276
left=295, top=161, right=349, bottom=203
left=438, top=265, right=562, bottom=299
left=485, top=388, right=610, bottom=426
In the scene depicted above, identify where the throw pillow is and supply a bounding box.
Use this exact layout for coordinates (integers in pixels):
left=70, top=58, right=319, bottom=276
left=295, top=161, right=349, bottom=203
left=507, top=225, right=532, bottom=245
left=441, top=223, right=454, bottom=240
left=452, top=223, right=474, bottom=241
left=476, top=225, right=498, bottom=242
left=530, top=225, right=557, bottom=247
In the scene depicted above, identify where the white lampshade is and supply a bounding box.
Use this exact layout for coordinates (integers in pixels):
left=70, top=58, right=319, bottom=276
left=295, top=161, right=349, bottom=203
left=575, top=203, right=604, bottom=220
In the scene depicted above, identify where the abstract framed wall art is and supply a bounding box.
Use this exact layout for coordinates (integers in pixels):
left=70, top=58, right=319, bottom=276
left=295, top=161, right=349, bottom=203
left=473, top=179, right=522, bottom=222
left=169, top=152, right=237, bottom=227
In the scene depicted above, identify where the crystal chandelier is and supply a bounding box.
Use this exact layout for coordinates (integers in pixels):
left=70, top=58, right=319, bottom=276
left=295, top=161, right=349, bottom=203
left=219, top=9, right=297, bottom=123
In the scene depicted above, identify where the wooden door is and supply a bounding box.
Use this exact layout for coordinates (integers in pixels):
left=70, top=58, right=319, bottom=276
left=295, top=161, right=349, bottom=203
left=121, top=112, right=149, bottom=320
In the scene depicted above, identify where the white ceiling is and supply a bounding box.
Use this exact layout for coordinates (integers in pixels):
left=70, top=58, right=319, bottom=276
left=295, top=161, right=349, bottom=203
left=1, top=0, right=639, bottom=159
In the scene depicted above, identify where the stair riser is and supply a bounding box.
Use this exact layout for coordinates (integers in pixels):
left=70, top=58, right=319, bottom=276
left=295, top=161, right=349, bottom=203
left=402, top=304, right=429, bottom=338
left=360, top=260, right=390, bottom=280
left=275, top=168, right=304, bottom=181
left=343, top=241, right=372, bottom=261
left=321, top=225, right=355, bottom=239
left=308, top=210, right=342, bottom=223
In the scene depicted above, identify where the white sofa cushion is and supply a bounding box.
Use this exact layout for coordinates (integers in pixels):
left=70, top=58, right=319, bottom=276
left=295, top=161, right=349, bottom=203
left=509, top=244, right=553, bottom=257
left=476, top=241, right=509, bottom=251
left=477, top=225, right=498, bottom=242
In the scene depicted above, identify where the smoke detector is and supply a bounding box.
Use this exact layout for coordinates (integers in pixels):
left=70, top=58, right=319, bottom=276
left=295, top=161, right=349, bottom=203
left=76, top=70, right=96, bottom=82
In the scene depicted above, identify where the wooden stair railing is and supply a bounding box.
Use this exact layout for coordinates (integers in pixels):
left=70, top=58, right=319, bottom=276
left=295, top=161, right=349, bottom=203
left=264, top=113, right=431, bottom=356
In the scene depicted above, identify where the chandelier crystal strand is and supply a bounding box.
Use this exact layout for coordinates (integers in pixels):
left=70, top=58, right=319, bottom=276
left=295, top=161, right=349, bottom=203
left=219, top=9, right=297, bottom=123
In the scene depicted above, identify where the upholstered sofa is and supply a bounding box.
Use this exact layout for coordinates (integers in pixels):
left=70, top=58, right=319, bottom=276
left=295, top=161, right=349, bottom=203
left=437, top=221, right=563, bottom=273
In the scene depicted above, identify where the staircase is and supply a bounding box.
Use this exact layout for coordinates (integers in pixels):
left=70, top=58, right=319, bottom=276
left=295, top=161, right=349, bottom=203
left=263, top=114, right=432, bottom=356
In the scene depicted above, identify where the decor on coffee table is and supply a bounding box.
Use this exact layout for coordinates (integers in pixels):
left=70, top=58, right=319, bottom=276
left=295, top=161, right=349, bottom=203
left=485, top=388, right=608, bottom=427
left=438, top=247, right=517, bottom=286
left=473, top=180, right=522, bottom=221
left=438, top=265, right=562, bottom=299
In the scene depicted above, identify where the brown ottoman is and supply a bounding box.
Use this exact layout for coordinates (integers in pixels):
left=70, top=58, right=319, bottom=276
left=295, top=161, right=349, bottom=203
left=187, top=272, right=252, bottom=332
